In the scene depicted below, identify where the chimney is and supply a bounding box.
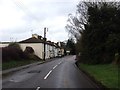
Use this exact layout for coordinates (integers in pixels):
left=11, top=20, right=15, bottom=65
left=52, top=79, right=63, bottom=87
left=51, top=42, right=54, bottom=45
left=47, top=40, right=51, bottom=43
left=56, top=42, right=59, bottom=45
left=38, top=36, right=42, bottom=40
left=58, top=42, right=61, bottom=47
left=32, top=34, right=38, bottom=39
left=43, top=38, right=47, bottom=41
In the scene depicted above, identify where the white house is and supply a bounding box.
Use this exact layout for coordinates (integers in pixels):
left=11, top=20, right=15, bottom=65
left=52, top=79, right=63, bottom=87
left=0, top=34, right=65, bottom=60
left=19, top=34, right=58, bottom=59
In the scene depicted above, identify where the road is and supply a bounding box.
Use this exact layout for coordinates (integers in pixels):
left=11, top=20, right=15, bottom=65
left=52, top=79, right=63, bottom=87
left=2, top=55, right=99, bottom=89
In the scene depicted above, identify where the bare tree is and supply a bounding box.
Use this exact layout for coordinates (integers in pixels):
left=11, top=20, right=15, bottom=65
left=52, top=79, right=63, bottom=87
left=65, top=2, right=89, bottom=40
left=66, top=0, right=120, bottom=40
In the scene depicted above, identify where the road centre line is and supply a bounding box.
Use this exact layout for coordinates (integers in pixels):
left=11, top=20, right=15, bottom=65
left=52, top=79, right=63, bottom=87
left=36, top=87, right=41, bottom=90
left=44, top=61, right=62, bottom=80
left=44, top=70, right=52, bottom=80
left=9, top=79, right=14, bottom=82
left=53, top=65, right=58, bottom=69
left=58, top=61, right=62, bottom=65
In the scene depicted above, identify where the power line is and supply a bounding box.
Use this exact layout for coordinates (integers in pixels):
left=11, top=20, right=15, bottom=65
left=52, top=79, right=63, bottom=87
left=11, top=0, right=43, bottom=37
left=11, top=0, right=49, bottom=41
left=11, top=0, right=40, bottom=22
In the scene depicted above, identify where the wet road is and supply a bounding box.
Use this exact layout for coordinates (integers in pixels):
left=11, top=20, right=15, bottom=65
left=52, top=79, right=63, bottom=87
left=2, top=55, right=99, bottom=89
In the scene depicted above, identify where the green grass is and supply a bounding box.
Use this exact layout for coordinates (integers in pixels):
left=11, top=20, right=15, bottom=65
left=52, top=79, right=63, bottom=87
left=78, top=63, right=119, bottom=89
left=2, top=60, right=42, bottom=70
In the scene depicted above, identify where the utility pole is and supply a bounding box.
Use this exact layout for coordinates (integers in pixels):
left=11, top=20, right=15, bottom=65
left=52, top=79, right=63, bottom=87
left=43, top=27, right=48, bottom=61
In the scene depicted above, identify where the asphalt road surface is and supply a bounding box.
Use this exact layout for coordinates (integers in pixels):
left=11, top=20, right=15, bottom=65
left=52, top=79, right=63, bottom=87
left=2, top=55, right=99, bottom=89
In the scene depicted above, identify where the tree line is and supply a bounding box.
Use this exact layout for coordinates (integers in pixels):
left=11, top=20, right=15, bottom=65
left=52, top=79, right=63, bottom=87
left=66, top=1, right=120, bottom=64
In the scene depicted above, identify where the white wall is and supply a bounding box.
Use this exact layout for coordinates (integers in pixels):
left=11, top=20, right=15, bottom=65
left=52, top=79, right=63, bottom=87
left=45, top=44, right=49, bottom=59
left=0, top=43, right=44, bottom=59
left=20, top=43, right=44, bottom=59
left=0, top=44, right=9, bottom=47
left=54, top=47, right=58, bottom=57
left=0, top=43, right=64, bottom=59
left=45, top=44, right=56, bottom=59
left=49, top=45, right=53, bottom=58
left=61, top=48, right=64, bottom=56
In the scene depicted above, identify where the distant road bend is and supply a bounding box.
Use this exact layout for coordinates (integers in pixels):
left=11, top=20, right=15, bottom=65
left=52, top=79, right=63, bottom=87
left=2, top=55, right=99, bottom=89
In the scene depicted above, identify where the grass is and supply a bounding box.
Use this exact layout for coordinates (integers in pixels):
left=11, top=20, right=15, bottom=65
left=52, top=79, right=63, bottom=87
left=78, top=63, right=119, bottom=89
left=2, top=60, right=42, bottom=70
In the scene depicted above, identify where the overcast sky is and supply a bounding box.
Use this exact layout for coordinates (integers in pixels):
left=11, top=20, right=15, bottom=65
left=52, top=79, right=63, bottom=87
left=0, top=0, right=80, bottom=42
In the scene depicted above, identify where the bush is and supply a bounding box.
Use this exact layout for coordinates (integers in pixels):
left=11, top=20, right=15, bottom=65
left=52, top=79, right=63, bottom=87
left=2, top=43, right=42, bottom=63
left=23, top=46, right=34, bottom=59
left=24, top=46, right=34, bottom=54
left=23, top=46, right=41, bottom=60
left=2, top=42, right=24, bottom=63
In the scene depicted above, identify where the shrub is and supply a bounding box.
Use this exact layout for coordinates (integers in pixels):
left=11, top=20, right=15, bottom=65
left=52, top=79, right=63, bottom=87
left=2, top=42, right=24, bottom=63
left=2, top=43, right=42, bottom=62
left=23, top=46, right=34, bottom=59
left=24, top=46, right=41, bottom=60
left=24, top=46, right=34, bottom=54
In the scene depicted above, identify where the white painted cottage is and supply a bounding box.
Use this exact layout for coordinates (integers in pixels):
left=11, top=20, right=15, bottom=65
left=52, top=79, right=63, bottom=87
left=19, top=34, right=61, bottom=59
left=0, top=34, right=65, bottom=60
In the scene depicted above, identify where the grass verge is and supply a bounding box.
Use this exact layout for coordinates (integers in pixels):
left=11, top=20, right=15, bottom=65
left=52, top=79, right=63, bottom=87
left=2, top=60, right=42, bottom=70
left=78, top=63, right=119, bottom=89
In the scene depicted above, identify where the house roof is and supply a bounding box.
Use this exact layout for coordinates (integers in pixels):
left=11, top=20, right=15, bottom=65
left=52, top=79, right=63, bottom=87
left=19, top=37, right=57, bottom=46
left=19, top=37, right=44, bottom=43
left=0, top=42, right=10, bottom=44
left=19, top=35, right=64, bottom=49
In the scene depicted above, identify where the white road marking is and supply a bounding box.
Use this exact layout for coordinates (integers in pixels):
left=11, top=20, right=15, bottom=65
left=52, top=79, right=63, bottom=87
left=44, top=61, right=63, bottom=80
left=36, top=87, right=41, bottom=90
left=9, top=79, right=14, bottom=82
left=53, top=65, right=58, bottom=69
left=58, top=61, right=62, bottom=65
left=9, top=79, right=19, bottom=82
left=44, top=70, right=52, bottom=79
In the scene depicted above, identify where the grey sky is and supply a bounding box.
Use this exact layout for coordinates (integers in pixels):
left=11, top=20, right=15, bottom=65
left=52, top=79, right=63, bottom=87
left=0, top=0, right=79, bottom=42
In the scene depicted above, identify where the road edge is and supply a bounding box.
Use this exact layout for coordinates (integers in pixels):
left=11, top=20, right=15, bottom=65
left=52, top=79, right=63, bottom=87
left=75, top=61, right=109, bottom=90
left=1, top=58, right=58, bottom=76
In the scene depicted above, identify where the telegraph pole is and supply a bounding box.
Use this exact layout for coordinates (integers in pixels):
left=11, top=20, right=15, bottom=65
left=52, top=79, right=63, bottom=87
left=43, top=27, right=47, bottom=61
